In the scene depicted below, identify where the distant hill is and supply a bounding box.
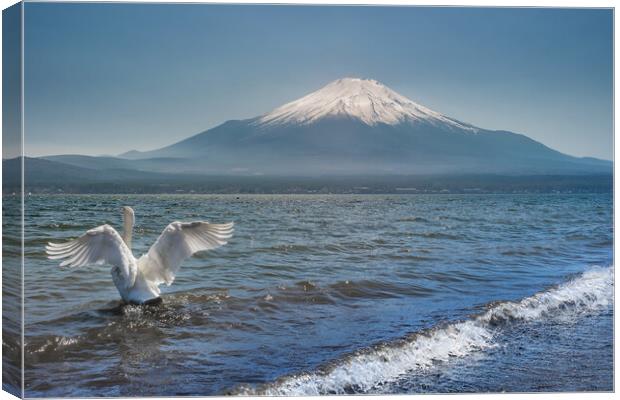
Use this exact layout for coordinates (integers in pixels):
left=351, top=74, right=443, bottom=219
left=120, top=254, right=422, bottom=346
left=41, top=154, right=193, bottom=174
left=3, top=157, right=612, bottom=194
left=2, top=157, right=198, bottom=192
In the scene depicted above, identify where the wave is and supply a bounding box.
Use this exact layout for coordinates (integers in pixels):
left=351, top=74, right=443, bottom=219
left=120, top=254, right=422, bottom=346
left=236, top=266, right=613, bottom=395
left=397, top=216, right=429, bottom=223
left=411, top=231, right=460, bottom=240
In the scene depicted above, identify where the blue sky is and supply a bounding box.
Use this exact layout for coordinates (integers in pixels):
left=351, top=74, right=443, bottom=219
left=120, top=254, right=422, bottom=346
left=24, top=4, right=612, bottom=159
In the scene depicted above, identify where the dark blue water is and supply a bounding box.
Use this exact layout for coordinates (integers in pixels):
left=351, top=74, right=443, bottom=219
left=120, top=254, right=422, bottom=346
left=9, top=193, right=613, bottom=396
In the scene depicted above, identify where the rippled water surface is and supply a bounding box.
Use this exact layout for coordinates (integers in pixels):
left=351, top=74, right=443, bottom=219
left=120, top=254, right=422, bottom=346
left=9, top=194, right=613, bottom=396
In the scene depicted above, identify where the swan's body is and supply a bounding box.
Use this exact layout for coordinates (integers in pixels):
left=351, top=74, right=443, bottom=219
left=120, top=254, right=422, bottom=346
left=45, top=207, right=234, bottom=304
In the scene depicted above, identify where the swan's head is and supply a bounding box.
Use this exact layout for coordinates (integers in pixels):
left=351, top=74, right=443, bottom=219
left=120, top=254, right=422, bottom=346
left=121, top=206, right=135, bottom=223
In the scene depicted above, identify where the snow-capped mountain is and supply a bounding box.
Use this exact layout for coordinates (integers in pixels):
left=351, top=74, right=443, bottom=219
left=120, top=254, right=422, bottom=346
left=256, top=78, right=478, bottom=131
left=50, top=77, right=609, bottom=176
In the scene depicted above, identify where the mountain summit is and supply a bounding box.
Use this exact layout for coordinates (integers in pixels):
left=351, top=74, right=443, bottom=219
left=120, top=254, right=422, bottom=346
left=257, top=78, right=477, bottom=131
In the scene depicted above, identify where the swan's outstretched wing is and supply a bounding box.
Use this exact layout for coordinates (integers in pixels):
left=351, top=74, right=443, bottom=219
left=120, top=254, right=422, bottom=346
left=45, top=225, right=136, bottom=286
left=142, top=221, right=234, bottom=286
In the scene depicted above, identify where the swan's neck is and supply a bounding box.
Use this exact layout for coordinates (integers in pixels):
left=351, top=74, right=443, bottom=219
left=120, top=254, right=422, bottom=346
left=122, top=211, right=134, bottom=250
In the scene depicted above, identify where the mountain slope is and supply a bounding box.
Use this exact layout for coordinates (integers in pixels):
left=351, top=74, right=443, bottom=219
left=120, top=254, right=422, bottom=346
left=100, top=78, right=611, bottom=175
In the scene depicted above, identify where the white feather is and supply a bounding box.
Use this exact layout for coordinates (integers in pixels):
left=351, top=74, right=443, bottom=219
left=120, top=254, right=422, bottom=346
left=141, top=221, right=234, bottom=286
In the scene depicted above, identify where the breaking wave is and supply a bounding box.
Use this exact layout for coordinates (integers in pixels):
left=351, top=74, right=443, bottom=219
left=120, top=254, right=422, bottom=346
left=237, top=266, right=613, bottom=395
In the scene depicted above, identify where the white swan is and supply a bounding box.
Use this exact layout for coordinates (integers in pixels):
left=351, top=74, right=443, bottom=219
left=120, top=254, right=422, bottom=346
left=45, top=206, right=234, bottom=304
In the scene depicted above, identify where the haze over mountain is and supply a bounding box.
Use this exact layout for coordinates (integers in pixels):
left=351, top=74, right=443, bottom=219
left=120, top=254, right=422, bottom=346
left=45, top=77, right=609, bottom=177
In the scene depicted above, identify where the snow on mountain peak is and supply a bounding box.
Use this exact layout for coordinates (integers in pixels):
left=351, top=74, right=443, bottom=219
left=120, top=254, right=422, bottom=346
left=256, top=77, right=478, bottom=131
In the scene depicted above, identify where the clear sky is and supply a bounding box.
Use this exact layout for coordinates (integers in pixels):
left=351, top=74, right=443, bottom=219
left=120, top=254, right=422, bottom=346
left=24, top=4, right=613, bottom=160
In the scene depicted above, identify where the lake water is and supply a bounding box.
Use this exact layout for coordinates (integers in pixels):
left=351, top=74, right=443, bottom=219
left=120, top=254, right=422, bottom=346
left=3, top=193, right=613, bottom=396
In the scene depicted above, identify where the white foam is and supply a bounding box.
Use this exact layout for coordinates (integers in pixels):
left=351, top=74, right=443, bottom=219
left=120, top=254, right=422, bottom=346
left=243, top=266, right=613, bottom=395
